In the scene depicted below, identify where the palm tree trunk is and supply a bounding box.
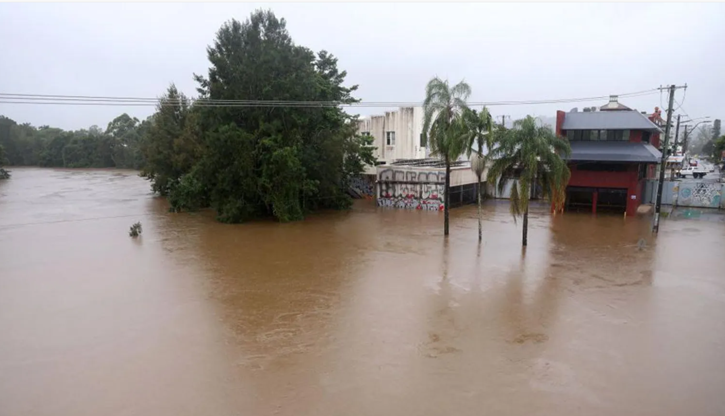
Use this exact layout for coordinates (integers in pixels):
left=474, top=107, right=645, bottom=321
left=444, top=161, right=451, bottom=236
left=477, top=172, right=482, bottom=241
left=522, top=207, right=529, bottom=246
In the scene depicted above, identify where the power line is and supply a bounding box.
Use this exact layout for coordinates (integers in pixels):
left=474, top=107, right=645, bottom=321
left=0, top=89, right=660, bottom=108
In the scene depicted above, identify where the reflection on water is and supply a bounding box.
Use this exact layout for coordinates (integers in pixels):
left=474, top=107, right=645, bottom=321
left=1, top=167, right=725, bottom=416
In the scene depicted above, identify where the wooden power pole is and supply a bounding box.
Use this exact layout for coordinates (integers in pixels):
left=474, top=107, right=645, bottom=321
left=653, top=84, right=686, bottom=233
left=670, top=114, right=681, bottom=180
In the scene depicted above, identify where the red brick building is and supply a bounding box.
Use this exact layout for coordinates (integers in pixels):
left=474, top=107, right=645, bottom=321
left=555, top=96, right=663, bottom=216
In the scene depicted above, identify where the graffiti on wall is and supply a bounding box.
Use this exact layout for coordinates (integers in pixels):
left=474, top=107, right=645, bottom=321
left=377, top=168, right=446, bottom=210
left=678, top=182, right=723, bottom=208
left=350, top=175, right=375, bottom=198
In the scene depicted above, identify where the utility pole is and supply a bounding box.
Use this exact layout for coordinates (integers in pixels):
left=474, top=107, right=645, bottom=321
left=653, top=84, right=685, bottom=233
left=670, top=114, right=681, bottom=180
left=500, top=115, right=508, bottom=128
left=682, top=125, right=689, bottom=154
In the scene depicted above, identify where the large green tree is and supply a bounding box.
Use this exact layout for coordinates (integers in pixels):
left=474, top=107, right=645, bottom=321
left=148, top=9, right=374, bottom=223
left=462, top=107, right=496, bottom=241
left=422, top=77, right=471, bottom=237
left=486, top=116, right=571, bottom=246
left=106, top=113, right=144, bottom=169
left=140, top=85, right=197, bottom=196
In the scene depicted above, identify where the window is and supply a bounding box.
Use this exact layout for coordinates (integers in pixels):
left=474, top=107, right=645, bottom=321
left=606, top=130, right=630, bottom=141
left=386, top=131, right=396, bottom=146
left=420, top=133, right=426, bottom=147
left=641, top=131, right=651, bottom=144
left=567, top=130, right=583, bottom=141
left=567, top=129, right=630, bottom=141
left=577, top=162, right=627, bottom=172
left=361, top=131, right=371, bottom=136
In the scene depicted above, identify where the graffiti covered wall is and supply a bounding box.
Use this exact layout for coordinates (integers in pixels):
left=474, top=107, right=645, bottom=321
left=350, top=174, right=375, bottom=198
left=676, top=182, right=722, bottom=208
left=377, top=167, right=446, bottom=210
left=644, top=180, right=723, bottom=209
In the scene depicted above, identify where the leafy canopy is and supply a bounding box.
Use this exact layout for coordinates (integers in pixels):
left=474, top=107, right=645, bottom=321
left=141, top=9, right=376, bottom=223
left=486, top=116, right=571, bottom=220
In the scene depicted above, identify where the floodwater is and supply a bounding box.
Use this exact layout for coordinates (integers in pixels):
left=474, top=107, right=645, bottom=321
left=1, top=167, right=725, bottom=416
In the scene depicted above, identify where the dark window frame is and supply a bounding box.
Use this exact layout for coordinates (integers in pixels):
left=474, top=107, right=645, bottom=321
left=566, top=129, right=630, bottom=142
left=386, top=131, right=396, bottom=146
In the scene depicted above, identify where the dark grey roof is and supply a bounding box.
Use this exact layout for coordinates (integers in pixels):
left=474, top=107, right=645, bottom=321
left=566, top=142, right=662, bottom=163
left=562, top=111, right=663, bottom=133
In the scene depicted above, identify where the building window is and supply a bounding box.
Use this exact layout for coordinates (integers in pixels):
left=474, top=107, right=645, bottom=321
left=567, top=129, right=630, bottom=141
left=361, top=131, right=371, bottom=136
left=386, top=131, right=396, bottom=146
left=642, top=131, right=651, bottom=144
left=577, top=162, right=628, bottom=172
left=420, top=133, right=426, bottom=147
left=606, top=130, right=630, bottom=141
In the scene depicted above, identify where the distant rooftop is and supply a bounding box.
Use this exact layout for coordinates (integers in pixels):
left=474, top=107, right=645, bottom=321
left=562, top=110, right=663, bottom=133
left=599, top=95, right=631, bottom=111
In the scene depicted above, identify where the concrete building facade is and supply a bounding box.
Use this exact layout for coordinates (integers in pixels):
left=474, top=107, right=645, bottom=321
left=357, top=107, right=427, bottom=170
left=355, top=107, right=482, bottom=209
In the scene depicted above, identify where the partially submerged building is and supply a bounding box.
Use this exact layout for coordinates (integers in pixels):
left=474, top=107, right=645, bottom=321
left=357, top=107, right=481, bottom=209
left=555, top=96, right=663, bottom=216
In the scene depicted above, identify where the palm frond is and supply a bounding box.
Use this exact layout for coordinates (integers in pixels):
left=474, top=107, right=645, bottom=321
left=488, top=114, right=571, bottom=222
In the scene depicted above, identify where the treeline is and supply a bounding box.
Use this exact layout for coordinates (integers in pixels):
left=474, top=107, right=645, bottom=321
left=0, top=113, right=147, bottom=169
left=2, top=10, right=376, bottom=223
left=0, top=143, right=8, bottom=179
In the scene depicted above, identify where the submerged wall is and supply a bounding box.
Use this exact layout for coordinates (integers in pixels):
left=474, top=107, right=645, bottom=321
left=376, top=165, right=479, bottom=210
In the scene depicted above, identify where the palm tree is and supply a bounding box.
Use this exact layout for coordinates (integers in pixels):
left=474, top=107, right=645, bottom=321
left=486, top=116, right=571, bottom=246
left=462, top=107, right=496, bottom=241
left=422, top=77, right=471, bottom=236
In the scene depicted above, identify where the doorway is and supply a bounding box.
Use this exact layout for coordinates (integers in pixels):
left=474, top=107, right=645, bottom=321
left=565, top=186, right=628, bottom=214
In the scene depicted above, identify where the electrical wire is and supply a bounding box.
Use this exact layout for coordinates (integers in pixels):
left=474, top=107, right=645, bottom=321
left=673, top=87, right=687, bottom=112
left=0, top=89, right=660, bottom=108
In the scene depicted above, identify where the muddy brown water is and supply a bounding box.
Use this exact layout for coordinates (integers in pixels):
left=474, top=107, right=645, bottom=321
left=1, top=167, right=725, bottom=416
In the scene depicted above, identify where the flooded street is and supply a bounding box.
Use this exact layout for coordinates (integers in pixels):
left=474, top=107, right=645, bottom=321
left=2, top=167, right=725, bottom=416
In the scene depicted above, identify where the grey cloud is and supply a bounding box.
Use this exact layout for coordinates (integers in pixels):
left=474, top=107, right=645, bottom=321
left=0, top=3, right=723, bottom=130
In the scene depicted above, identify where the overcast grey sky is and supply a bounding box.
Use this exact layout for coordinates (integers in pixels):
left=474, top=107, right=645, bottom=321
left=0, top=3, right=723, bottom=130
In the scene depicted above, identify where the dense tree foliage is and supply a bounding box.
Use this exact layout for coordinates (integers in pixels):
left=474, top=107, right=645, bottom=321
left=139, top=85, right=198, bottom=196
left=141, top=10, right=375, bottom=223
left=0, top=144, right=9, bottom=179
left=0, top=114, right=148, bottom=169
left=714, top=135, right=725, bottom=163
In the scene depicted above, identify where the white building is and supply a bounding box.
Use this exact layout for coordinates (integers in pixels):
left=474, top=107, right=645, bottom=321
left=355, top=106, right=482, bottom=209
left=357, top=107, right=428, bottom=171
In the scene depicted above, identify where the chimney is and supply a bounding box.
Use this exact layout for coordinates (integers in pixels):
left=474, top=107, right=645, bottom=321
left=608, top=95, right=619, bottom=107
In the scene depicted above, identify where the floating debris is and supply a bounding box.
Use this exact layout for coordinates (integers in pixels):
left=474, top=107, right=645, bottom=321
left=128, top=222, right=143, bottom=238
